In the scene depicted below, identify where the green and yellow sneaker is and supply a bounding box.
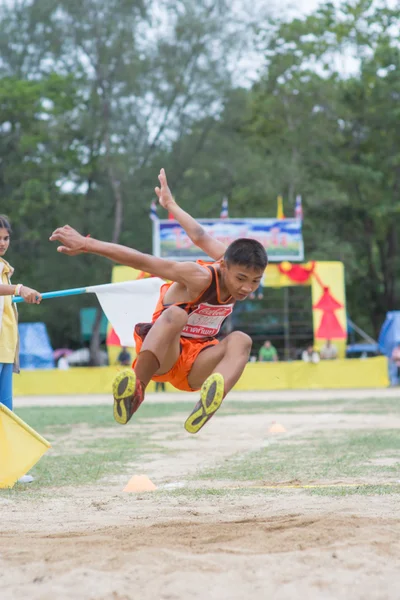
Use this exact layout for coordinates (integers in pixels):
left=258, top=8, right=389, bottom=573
left=184, top=373, right=225, bottom=434
left=112, top=369, right=144, bottom=425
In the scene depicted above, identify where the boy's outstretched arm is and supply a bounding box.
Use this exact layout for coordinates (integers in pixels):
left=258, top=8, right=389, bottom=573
left=155, top=168, right=227, bottom=261
left=49, top=225, right=210, bottom=291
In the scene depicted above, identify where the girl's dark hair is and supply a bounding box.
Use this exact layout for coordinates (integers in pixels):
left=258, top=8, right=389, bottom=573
left=0, top=215, right=11, bottom=233
left=224, top=238, right=268, bottom=271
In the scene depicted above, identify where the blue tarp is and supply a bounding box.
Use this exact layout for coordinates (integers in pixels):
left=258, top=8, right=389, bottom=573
left=378, top=311, right=400, bottom=357
left=378, top=311, right=400, bottom=385
left=346, top=343, right=379, bottom=356
left=18, top=322, right=55, bottom=370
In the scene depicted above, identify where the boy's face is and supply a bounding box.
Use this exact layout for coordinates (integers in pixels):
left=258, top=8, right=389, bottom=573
left=0, top=228, right=10, bottom=256
left=221, top=261, right=264, bottom=301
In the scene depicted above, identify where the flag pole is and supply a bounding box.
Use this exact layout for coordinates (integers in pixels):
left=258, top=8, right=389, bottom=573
left=276, top=195, right=285, bottom=219
left=13, top=286, right=88, bottom=304
left=12, top=279, right=163, bottom=304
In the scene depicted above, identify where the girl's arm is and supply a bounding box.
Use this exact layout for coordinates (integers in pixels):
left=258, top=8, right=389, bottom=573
left=0, top=284, right=17, bottom=296
left=155, top=168, right=227, bottom=261
left=0, top=284, right=42, bottom=303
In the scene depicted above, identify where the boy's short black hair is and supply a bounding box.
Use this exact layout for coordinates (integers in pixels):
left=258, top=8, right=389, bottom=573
left=224, top=238, right=268, bottom=271
left=0, top=215, right=11, bottom=233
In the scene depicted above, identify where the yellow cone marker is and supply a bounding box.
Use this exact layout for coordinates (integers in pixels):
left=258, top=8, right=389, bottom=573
left=0, top=403, right=51, bottom=489
left=123, top=474, right=157, bottom=493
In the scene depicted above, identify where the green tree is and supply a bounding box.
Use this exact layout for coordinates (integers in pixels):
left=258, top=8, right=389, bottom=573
left=0, top=0, right=264, bottom=354
left=248, top=0, right=400, bottom=335
left=0, top=74, right=90, bottom=344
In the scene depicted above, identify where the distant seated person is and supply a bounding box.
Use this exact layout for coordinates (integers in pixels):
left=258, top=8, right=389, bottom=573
left=302, top=345, right=320, bottom=364
left=117, top=346, right=132, bottom=366
left=250, top=282, right=264, bottom=300
left=258, top=340, right=278, bottom=362
left=320, top=339, right=338, bottom=360
left=57, top=353, right=70, bottom=370
left=391, top=343, right=400, bottom=381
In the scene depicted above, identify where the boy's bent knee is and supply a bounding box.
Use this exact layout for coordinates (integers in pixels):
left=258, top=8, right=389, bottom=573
left=226, top=331, right=252, bottom=350
left=161, top=305, right=188, bottom=327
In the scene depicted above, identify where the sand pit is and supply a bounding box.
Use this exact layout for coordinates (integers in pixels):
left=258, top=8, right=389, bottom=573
left=1, top=390, right=399, bottom=599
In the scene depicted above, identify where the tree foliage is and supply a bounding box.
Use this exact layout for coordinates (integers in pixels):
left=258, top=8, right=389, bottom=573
left=0, top=0, right=398, bottom=348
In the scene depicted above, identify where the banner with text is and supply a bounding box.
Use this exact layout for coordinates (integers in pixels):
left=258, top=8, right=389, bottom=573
left=153, top=218, right=304, bottom=262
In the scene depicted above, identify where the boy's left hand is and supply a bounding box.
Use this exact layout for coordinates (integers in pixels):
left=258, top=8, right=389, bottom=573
left=155, top=168, right=176, bottom=211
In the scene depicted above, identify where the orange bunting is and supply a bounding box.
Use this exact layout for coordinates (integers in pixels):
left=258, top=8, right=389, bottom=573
left=106, top=327, right=121, bottom=346
left=313, top=286, right=343, bottom=311
left=315, top=312, right=347, bottom=339
left=278, top=261, right=315, bottom=283
left=313, top=286, right=346, bottom=339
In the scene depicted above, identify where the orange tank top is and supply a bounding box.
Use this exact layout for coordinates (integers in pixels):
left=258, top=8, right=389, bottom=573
left=152, top=261, right=235, bottom=340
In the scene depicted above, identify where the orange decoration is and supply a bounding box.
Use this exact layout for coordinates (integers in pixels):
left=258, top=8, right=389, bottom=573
left=313, top=286, right=346, bottom=339
left=278, top=261, right=315, bottom=283
left=313, top=286, right=343, bottom=311
left=106, top=327, right=121, bottom=346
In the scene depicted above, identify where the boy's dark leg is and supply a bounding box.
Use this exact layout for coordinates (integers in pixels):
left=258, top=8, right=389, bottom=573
left=113, top=306, right=188, bottom=424
left=184, top=331, right=252, bottom=433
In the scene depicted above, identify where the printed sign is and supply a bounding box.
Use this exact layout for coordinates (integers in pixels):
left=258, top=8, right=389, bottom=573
left=153, top=218, right=304, bottom=262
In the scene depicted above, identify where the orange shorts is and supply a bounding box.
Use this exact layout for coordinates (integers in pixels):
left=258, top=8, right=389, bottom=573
left=133, top=323, right=219, bottom=392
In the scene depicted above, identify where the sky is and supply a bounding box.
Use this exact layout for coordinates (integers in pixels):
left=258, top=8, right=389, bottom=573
left=0, top=0, right=397, bottom=15
left=0, top=0, right=330, bottom=15
left=290, top=0, right=324, bottom=13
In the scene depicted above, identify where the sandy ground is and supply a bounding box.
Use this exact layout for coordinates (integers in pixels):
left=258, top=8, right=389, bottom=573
left=1, top=391, right=399, bottom=599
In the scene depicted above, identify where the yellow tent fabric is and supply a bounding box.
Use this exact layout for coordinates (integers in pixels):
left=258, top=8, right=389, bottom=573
left=0, top=403, right=51, bottom=489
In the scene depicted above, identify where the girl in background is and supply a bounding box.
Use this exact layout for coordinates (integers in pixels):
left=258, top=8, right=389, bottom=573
left=0, top=215, right=42, bottom=483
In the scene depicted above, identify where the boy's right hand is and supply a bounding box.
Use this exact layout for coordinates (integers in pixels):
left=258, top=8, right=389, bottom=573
left=155, top=168, right=176, bottom=211
left=20, top=286, right=42, bottom=304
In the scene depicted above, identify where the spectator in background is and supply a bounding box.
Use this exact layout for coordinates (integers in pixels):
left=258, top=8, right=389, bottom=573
left=155, top=381, right=166, bottom=392
left=320, top=339, right=338, bottom=360
left=258, top=340, right=278, bottom=362
left=57, top=353, right=70, bottom=370
left=250, top=281, right=264, bottom=300
left=117, top=347, right=132, bottom=366
left=391, top=343, right=400, bottom=384
left=302, top=345, right=320, bottom=364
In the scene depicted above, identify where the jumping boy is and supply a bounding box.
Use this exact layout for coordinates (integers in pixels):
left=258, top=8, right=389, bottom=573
left=50, top=169, right=268, bottom=433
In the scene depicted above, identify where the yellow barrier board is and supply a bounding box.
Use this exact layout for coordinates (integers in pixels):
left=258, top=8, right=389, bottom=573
left=14, top=357, right=389, bottom=396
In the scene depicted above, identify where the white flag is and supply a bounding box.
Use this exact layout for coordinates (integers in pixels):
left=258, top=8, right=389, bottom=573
left=220, top=196, right=229, bottom=219
left=295, top=195, right=303, bottom=220
left=150, top=200, right=158, bottom=222
left=87, top=278, right=164, bottom=347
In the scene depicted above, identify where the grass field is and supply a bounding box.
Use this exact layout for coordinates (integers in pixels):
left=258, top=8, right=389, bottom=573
left=1, top=392, right=400, bottom=599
